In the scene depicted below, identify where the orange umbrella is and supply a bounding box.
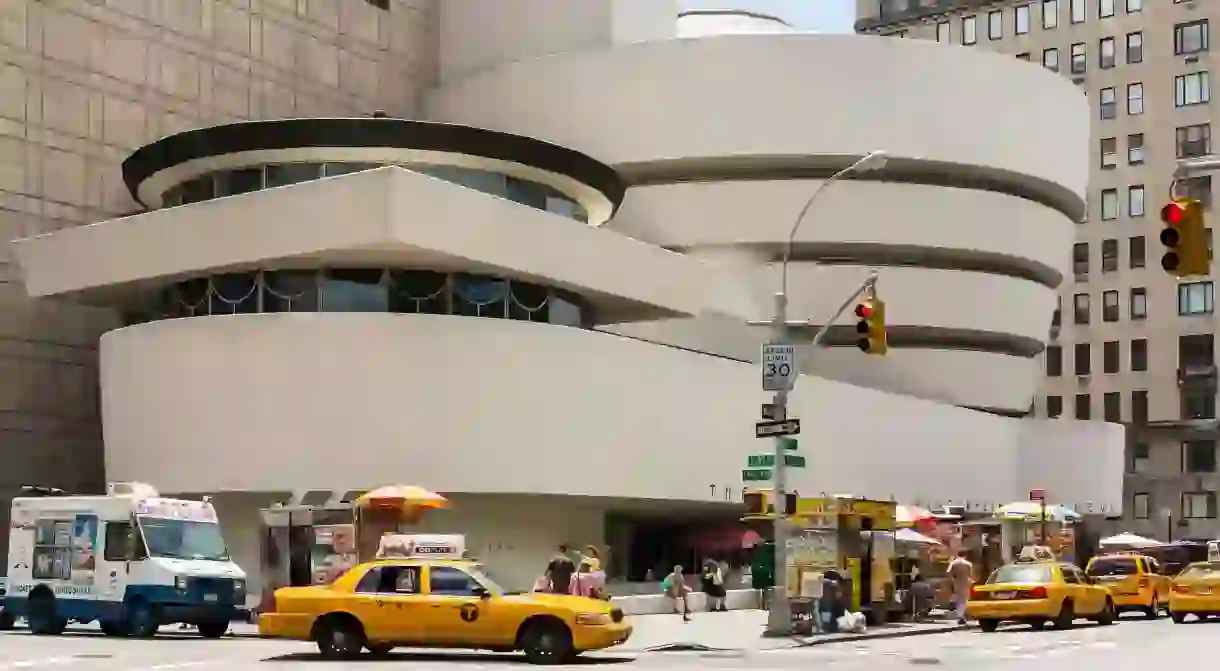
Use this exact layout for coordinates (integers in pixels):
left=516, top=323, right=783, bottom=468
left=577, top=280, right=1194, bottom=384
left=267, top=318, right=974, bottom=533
left=896, top=505, right=936, bottom=526
left=355, top=485, right=449, bottom=512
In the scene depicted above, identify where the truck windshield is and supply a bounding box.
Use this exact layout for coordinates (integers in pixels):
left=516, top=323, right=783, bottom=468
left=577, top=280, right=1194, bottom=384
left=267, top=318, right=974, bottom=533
left=138, top=517, right=230, bottom=561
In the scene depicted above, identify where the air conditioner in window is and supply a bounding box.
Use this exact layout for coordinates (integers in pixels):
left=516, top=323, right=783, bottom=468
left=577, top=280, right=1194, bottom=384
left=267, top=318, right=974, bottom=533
left=1077, top=374, right=1091, bottom=384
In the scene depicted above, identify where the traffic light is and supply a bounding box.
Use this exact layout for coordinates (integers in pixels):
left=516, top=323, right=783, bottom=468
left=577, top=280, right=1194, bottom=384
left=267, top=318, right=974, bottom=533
left=855, top=297, right=887, bottom=356
left=1160, top=198, right=1208, bottom=277
left=743, top=489, right=767, bottom=516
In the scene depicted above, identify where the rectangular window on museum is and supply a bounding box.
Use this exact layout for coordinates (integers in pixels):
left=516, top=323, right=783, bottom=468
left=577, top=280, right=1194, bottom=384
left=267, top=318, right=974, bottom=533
left=1043, top=0, right=1058, bottom=29
left=1015, top=4, right=1031, bottom=34
left=1046, top=395, right=1063, bottom=418
left=962, top=16, right=977, bottom=44
left=1131, top=338, right=1148, bottom=371
left=1076, top=394, right=1091, bottom=420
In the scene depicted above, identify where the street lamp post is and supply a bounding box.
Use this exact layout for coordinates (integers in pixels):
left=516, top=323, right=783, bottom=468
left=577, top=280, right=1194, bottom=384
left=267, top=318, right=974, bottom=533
left=765, top=151, right=889, bottom=637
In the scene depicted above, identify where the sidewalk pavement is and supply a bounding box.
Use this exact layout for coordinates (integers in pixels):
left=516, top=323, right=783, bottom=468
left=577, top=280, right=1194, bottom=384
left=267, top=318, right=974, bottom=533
left=176, top=609, right=969, bottom=652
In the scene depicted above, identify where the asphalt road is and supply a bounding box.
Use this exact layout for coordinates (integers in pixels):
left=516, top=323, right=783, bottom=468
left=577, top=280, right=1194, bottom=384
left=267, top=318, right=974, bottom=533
left=0, top=616, right=1210, bottom=670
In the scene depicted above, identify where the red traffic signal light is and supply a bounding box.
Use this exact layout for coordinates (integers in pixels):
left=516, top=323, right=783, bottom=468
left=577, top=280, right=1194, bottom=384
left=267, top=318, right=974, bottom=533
left=855, top=303, right=874, bottom=319
left=1162, top=202, right=1187, bottom=226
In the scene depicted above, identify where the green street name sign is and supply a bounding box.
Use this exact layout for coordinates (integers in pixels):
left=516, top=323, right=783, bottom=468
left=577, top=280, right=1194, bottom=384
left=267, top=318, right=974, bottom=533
left=785, top=454, right=807, bottom=468
left=779, top=438, right=798, bottom=451
left=741, top=468, right=773, bottom=482
left=747, top=454, right=775, bottom=468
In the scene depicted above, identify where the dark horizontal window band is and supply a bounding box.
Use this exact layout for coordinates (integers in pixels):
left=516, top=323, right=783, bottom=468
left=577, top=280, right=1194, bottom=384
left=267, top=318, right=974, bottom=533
left=751, top=242, right=1063, bottom=288
left=782, top=324, right=1044, bottom=358
left=122, top=117, right=626, bottom=211
left=678, top=9, right=792, bottom=25
left=959, top=405, right=1032, bottom=419
left=855, top=0, right=1000, bottom=32
left=617, top=154, right=1084, bottom=224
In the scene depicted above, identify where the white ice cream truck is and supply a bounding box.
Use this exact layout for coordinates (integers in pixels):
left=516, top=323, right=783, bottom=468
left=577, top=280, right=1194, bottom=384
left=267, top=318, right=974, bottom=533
left=0, top=482, right=246, bottom=637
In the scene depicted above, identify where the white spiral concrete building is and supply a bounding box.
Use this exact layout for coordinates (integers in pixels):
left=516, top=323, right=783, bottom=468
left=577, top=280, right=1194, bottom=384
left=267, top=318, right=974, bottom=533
left=11, top=3, right=1122, bottom=593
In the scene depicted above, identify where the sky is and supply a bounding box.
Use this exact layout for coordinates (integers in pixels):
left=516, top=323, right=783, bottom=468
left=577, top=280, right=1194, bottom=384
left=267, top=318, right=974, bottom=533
left=677, top=0, right=855, bottom=33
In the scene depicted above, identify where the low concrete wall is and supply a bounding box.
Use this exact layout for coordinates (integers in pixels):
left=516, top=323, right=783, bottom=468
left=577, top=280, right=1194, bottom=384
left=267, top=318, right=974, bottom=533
left=611, top=588, right=759, bottom=615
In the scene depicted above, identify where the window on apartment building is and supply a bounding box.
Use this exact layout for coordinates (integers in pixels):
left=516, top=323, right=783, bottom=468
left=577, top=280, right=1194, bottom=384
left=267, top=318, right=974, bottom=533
left=1101, top=188, right=1119, bottom=218
left=1128, top=185, right=1145, bottom=217
left=1129, top=235, right=1145, bottom=268
left=365, top=0, right=390, bottom=9
left=962, top=16, right=977, bottom=45
left=1071, top=43, right=1087, bottom=74
left=1179, top=281, right=1215, bottom=315
left=1104, top=392, right=1121, bottom=421
left=1015, top=4, right=1031, bottom=34
left=1127, top=0, right=1141, bottom=12
left=1074, top=293, right=1091, bottom=324
left=1184, top=441, right=1218, bottom=473
left=1131, top=287, right=1147, bottom=319
left=989, top=11, right=1003, bottom=39
left=1128, top=133, right=1144, bottom=164
left=1076, top=394, right=1091, bottom=420
left=1175, top=72, right=1211, bottom=108
left=1183, top=492, right=1217, bottom=519
left=1073, top=242, right=1089, bottom=277
left=1070, top=0, right=1085, bottom=23
left=1132, top=440, right=1150, bottom=472
left=1103, top=341, right=1120, bottom=373
left=1182, top=387, right=1216, bottom=420
left=1100, top=37, right=1116, bottom=68
left=1043, top=48, right=1060, bottom=71
left=1132, top=492, right=1149, bottom=518
left=1043, top=0, right=1058, bottom=28
left=1132, top=390, right=1148, bottom=423
left=1178, top=176, right=1213, bottom=209
left=1175, top=20, right=1210, bottom=55
left=1103, top=290, right=1120, bottom=321
left=1100, top=137, right=1117, bottom=168
left=1102, top=239, right=1118, bottom=272
left=1131, top=338, right=1148, bottom=371
left=1046, top=345, right=1063, bottom=376
left=1100, top=87, right=1116, bottom=119
left=936, top=21, right=950, bottom=42
left=1178, top=124, right=1211, bottom=158
left=1099, top=0, right=1115, bottom=18
left=1126, top=32, right=1143, bottom=63
left=1016, top=52, right=1031, bottom=61
left=1127, top=83, right=1144, bottom=114
left=1075, top=343, right=1092, bottom=375
left=1046, top=395, right=1063, bottom=418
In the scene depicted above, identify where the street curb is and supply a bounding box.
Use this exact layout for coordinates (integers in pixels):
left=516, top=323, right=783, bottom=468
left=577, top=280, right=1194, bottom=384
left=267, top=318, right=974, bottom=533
left=791, top=623, right=972, bottom=648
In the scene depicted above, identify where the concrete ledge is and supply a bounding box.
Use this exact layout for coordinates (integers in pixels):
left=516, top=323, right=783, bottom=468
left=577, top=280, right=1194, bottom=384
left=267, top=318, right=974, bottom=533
left=610, top=589, right=759, bottom=615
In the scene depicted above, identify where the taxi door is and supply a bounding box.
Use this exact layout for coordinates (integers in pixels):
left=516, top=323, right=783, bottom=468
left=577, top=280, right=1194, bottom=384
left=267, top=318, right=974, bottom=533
left=346, top=565, right=429, bottom=643
left=1145, top=557, right=1170, bottom=604
left=1061, top=565, right=1103, bottom=614
left=424, top=565, right=515, bottom=646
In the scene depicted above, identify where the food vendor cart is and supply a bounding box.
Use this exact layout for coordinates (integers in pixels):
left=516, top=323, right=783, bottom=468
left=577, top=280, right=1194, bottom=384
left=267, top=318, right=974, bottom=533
left=257, top=485, right=448, bottom=612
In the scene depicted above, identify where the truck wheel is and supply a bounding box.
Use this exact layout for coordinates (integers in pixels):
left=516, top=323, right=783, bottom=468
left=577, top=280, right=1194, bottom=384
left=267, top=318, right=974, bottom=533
left=27, top=593, right=66, bottom=635
left=100, top=621, right=127, bottom=637
left=125, top=600, right=159, bottom=639
left=0, top=609, right=15, bottom=631
left=519, top=618, right=573, bottom=665
left=196, top=621, right=228, bottom=639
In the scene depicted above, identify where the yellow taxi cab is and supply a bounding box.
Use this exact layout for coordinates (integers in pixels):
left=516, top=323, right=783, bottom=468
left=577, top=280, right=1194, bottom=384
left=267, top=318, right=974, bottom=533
left=1084, top=553, right=1169, bottom=618
left=258, top=556, right=631, bottom=664
left=1168, top=561, right=1220, bottom=623
left=966, top=560, right=1116, bottom=632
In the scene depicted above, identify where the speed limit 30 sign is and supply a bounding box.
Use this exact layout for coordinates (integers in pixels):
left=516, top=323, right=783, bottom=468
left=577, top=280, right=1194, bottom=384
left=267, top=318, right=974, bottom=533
left=762, top=344, right=795, bottom=391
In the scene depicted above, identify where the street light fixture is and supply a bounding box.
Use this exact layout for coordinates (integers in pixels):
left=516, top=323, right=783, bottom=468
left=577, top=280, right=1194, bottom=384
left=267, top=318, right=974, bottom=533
left=765, top=150, right=889, bottom=637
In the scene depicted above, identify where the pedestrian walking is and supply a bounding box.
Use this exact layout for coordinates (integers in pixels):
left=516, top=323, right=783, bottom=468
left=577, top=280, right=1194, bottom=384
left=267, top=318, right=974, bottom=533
left=546, top=545, right=576, bottom=594
left=700, top=559, right=727, bottom=612
left=948, top=550, right=974, bottom=625
left=661, top=565, right=693, bottom=622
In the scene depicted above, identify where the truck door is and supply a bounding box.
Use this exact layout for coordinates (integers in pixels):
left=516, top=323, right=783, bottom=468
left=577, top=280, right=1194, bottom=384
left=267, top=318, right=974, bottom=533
left=96, top=520, right=131, bottom=603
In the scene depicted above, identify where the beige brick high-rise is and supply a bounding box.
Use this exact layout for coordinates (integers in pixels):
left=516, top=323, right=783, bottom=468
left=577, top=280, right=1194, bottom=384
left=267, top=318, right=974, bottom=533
left=0, top=0, right=436, bottom=556
left=858, top=0, right=1220, bottom=540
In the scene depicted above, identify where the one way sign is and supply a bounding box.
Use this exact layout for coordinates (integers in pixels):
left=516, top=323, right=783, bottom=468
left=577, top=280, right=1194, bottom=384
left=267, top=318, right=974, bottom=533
left=756, top=419, right=800, bottom=438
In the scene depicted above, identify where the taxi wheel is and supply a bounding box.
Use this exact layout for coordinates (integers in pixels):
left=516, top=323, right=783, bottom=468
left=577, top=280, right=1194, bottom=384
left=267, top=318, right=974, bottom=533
left=366, top=644, right=394, bottom=657
left=1052, top=600, right=1075, bottom=630
left=1096, top=599, right=1116, bottom=626
left=196, top=621, right=229, bottom=639
left=519, top=619, right=574, bottom=665
left=1144, top=597, right=1161, bottom=619
left=1170, top=611, right=1187, bottom=624
left=316, top=616, right=366, bottom=660
left=978, top=619, right=999, bottom=633
left=0, top=609, right=15, bottom=631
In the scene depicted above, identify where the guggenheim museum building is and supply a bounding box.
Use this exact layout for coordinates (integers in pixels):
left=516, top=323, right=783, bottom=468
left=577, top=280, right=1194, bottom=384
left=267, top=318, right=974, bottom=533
left=11, top=1, right=1123, bottom=591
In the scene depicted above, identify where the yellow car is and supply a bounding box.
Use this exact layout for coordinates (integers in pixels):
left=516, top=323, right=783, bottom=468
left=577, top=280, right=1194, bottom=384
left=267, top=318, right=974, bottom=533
left=258, top=558, right=631, bottom=664
left=967, top=561, right=1117, bottom=632
left=1168, top=561, right=1220, bottom=623
left=1085, top=553, right=1169, bottom=618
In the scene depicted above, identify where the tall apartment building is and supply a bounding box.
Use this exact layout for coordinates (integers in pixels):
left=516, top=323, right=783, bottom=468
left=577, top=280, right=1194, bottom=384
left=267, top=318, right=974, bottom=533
left=856, top=0, right=1220, bottom=539
left=0, top=0, right=436, bottom=506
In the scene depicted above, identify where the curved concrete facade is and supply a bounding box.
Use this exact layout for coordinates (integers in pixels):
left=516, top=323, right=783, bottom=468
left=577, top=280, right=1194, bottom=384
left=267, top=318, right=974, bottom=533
left=425, top=35, right=1083, bottom=410
left=99, top=314, right=1122, bottom=512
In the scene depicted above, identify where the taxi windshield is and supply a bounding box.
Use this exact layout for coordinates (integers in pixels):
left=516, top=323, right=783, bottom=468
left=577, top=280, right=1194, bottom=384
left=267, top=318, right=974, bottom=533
left=988, top=565, right=1053, bottom=584
left=469, top=564, right=510, bottom=595
left=1087, top=558, right=1139, bottom=576
left=1178, top=562, right=1220, bottom=580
